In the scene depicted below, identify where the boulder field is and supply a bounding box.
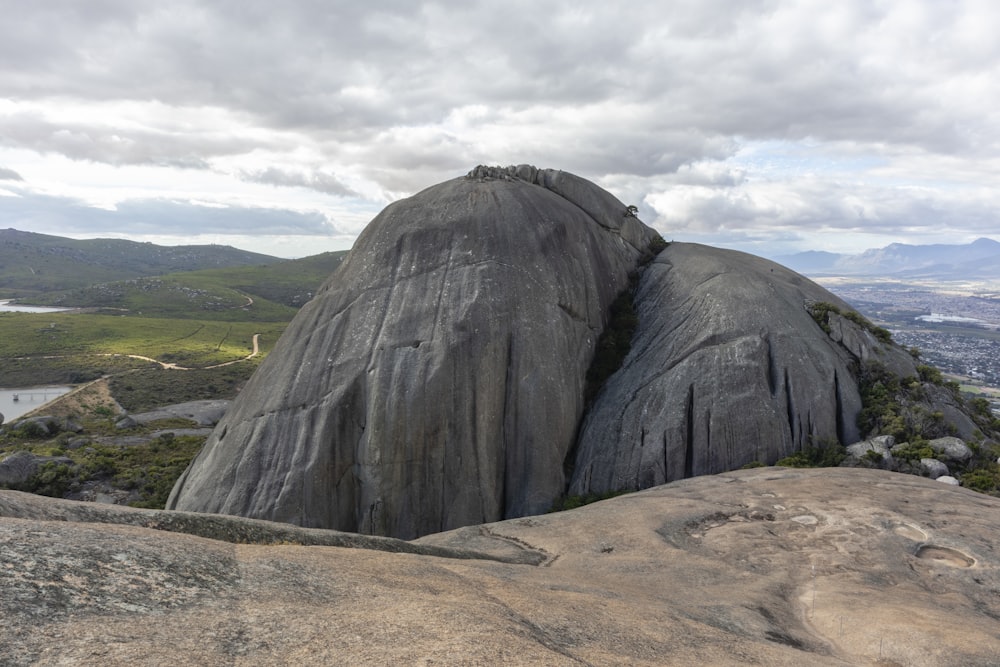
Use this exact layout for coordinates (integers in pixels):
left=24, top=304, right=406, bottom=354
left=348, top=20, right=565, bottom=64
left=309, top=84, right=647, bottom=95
left=168, top=165, right=987, bottom=539
left=4, top=468, right=1000, bottom=665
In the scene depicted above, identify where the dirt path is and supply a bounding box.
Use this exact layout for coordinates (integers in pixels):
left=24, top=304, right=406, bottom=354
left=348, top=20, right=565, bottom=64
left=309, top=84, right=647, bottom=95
left=109, top=333, right=261, bottom=371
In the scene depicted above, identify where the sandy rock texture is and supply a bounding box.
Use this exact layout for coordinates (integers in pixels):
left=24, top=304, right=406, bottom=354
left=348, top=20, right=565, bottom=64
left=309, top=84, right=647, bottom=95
left=168, top=166, right=658, bottom=538
left=4, top=467, right=1000, bottom=666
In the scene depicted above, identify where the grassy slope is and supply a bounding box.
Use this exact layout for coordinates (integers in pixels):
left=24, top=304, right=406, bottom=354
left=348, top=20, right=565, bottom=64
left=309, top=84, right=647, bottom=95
left=0, top=228, right=281, bottom=297
left=0, top=312, right=283, bottom=365
left=23, top=251, right=347, bottom=321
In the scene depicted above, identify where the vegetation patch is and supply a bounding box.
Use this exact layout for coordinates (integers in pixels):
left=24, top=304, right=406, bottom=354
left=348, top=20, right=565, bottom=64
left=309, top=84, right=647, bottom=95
left=0, top=353, right=155, bottom=387
left=807, top=301, right=893, bottom=343
left=1, top=432, right=205, bottom=509
left=0, top=312, right=284, bottom=369
left=109, top=364, right=257, bottom=412
left=648, top=235, right=669, bottom=256
left=856, top=361, right=955, bottom=443
left=584, top=285, right=640, bottom=404
left=775, top=439, right=847, bottom=468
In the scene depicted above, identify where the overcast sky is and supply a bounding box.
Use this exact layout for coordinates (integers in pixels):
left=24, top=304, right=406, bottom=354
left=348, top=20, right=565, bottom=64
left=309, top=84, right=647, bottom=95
left=1, top=1, right=998, bottom=259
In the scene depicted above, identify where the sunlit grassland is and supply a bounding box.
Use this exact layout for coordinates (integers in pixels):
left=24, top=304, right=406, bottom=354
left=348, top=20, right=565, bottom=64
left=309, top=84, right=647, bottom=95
left=24, top=250, right=347, bottom=320
left=0, top=312, right=286, bottom=368
left=27, top=277, right=299, bottom=322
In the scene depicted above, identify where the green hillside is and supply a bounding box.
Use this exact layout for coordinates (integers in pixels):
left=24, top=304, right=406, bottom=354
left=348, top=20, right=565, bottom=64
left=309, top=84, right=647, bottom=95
left=24, top=250, right=347, bottom=320
left=0, top=228, right=281, bottom=297
left=171, top=250, right=347, bottom=308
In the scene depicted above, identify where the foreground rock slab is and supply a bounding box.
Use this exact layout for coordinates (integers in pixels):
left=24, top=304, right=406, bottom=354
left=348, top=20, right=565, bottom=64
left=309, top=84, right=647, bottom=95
left=3, top=467, right=999, bottom=666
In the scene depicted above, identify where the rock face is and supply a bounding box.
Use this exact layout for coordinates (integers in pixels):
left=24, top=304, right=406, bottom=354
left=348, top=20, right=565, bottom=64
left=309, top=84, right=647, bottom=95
left=169, top=166, right=658, bottom=538
left=168, top=166, right=988, bottom=539
left=5, top=468, right=1000, bottom=665
left=569, top=243, right=919, bottom=496
left=0, top=451, right=73, bottom=487
left=928, top=436, right=974, bottom=464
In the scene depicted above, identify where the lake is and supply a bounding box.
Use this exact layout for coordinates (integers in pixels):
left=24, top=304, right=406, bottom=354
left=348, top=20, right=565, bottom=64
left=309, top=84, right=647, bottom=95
left=0, top=386, right=73, bottom=423
left=0, top=300, right=73, bottom=313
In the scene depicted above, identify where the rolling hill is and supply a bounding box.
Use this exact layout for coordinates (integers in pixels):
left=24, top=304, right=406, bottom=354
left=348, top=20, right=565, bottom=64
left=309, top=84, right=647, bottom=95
left=0, top=228, right=281, bottom=296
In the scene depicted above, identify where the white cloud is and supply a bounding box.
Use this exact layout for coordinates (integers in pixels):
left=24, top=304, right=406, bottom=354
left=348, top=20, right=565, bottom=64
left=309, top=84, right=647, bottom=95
left=0, top=0, right=997, bottom=257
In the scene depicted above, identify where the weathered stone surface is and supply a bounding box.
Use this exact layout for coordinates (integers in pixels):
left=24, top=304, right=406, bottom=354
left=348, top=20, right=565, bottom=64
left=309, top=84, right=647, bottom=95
left=169, top=166, right=658, bottom=538
left=569, top=243, right=918, bottom=495
left=928, top=437, right=973, bottom=463
left=130, top=399, right=231, bottom=426
left=5, top=468, right=1000, bottom=665
left=114, top=415, right=138, bottom=429
left=0, top=451, right=42, bottom=486
left=922, top=385, right=981, bottom=441
left=847, top=435, right=896, bottom=461
left=936, top=475, right=960, bottom=485
left=0, top=451, right=73, bottom=486
left=920, top=458, right=950, bottom=479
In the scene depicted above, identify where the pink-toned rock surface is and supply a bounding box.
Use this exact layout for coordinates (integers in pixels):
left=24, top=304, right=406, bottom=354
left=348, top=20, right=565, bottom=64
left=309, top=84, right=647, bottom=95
left=3, top=467, right=999, bottom=665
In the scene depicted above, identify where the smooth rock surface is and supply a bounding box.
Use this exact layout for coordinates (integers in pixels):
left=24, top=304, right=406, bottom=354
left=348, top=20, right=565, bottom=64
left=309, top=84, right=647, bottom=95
left=0, top=451, right=73, bottom=486
left=847, top=435, right=896, bottom=461
left=928, top=436, right=974, bottom=463
left=129, top=399, right=231, bottom=427
left=0, top=451, right=42, bottom=486
left=569, top=244, right=918, bottom=495
left=5, top=467, right=1000, bottom=666
left=920, top=457, right=950, bottom=479
left=169, top=166, right=658, bottom=538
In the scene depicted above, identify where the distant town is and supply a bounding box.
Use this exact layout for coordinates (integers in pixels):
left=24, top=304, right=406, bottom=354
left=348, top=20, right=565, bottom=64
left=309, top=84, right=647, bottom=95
left=820, top=279, right=1000, bottom=409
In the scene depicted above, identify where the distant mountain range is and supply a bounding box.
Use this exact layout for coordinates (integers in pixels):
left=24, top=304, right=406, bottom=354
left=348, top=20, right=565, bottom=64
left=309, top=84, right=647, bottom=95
left=774, top=237, right=1000, bottom=279
left=0, top=228, right=281, bottom=296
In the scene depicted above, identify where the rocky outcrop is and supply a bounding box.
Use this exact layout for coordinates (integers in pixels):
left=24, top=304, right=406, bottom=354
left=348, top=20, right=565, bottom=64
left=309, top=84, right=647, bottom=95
left=167, top=165, right=991, bottom=539
left=921, top=458, right=950, bottom=479
left=169, top=166, right=659, bottom=538
left=128, top=399, right=231, bottom=427
left=846, top=436, right=896, bottom=462
left=0, top=451, right=73, bottom=487
left=5, top=468, right=1000, bottom=665
left=115, top=400, right=231, bottom=430
left=927, top=436, right=974, bottom=464
left=568, top=243, right=919, bottom=496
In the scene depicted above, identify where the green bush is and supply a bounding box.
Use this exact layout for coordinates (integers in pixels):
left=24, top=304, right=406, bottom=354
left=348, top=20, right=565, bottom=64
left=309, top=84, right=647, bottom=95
left=648, top=235, right=669, bottom=255
left=775, top=439, right=847, bottom=468
left=15, top=421, right=48, bottom=439
left=917, top=364, right=943, bottom=385
left=17, top=461, right=76, bottom=498
left=962, top=466, right=1000, bottom=494
left=862, top=449, right=884, bottom=464
left=807, top=301, right=892, bottom=343
left=585, top=287, right=639, bottom=404
left=892, top=440, right=934, bottom=462
left=856, top=362, right=954, bottom=442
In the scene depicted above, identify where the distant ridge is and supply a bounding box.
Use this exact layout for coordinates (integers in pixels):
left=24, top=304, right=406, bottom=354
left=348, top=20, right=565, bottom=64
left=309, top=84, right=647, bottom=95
left=0, top=228, right=281, bottom=296
left=775, top=237, right=1000, bottom=278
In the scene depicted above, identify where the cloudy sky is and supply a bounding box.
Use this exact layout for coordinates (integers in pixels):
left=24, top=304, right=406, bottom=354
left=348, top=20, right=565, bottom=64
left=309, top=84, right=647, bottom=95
left=1, top=1, right=998, bottom=259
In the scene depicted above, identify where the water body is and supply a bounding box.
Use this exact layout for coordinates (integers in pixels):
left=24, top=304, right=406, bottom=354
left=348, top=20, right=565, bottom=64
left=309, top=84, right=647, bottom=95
left=0, top=386, right=72, bottom=423
left=0, top=300, right=72, bottom=313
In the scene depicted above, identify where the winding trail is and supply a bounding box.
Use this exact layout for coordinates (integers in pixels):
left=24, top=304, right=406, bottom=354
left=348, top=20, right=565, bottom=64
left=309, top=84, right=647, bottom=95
left=10, top=334, right=262, bottom=372
left=113, top=333, right=261, bottom=370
